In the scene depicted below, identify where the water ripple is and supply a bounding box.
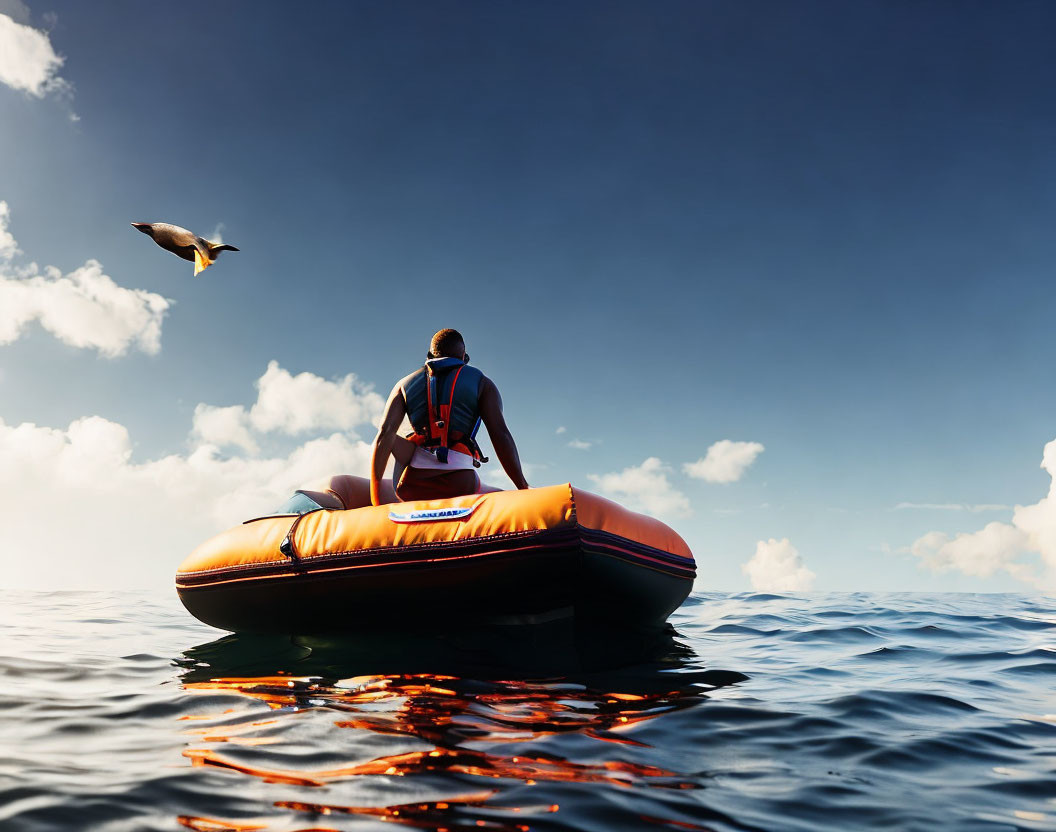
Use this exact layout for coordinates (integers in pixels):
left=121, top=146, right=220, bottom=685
left=1, top=591, right=1054, bottom=831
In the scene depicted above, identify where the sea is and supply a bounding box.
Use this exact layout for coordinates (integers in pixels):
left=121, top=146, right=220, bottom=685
left=0, top=590, right=1054, bottom=832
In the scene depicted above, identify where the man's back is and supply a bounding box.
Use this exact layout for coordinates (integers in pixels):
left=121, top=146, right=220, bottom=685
left=369, top=329, right=529, bottom=505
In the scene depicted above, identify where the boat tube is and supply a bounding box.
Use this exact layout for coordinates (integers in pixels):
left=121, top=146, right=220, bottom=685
left=176, top=483, right=695, bottom=635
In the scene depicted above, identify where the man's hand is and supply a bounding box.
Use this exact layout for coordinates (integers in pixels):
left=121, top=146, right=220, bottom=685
left=479, top=377, right=529, bottom=490
left=370, top=383, right=408, bottom=506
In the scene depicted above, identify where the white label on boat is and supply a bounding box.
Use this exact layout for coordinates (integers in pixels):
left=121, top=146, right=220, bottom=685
left=388, top=502, right=481, bottom=523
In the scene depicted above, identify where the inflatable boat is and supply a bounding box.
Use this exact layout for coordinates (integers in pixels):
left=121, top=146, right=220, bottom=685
left=176, top=483, right=695, bottom=635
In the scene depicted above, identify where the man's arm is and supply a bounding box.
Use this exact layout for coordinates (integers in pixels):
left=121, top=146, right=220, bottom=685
left=370, top=383, right=408, bottom=506
left=479, top=377, right=529, bottom=490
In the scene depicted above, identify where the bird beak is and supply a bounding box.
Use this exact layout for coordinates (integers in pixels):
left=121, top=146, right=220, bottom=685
left=131, top=222, right=151, bottom=234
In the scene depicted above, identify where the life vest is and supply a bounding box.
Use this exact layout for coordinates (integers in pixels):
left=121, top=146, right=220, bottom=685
left=401, top=357, right=488, bottom=466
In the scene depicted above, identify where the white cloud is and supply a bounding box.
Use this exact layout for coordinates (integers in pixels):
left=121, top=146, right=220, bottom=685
left=0, top=260, right=171, bottom=356
left=588, top=457, right=690, bottom=518
left=191, top=404, right=259, bottom=454
left=0, top=413, right=374, bottom=589
left=567, top=438, right=592, bottom=450
left=191, top=361, right=385, bottom=450
left=0, top=201, right=19, bottom=260
left=0, top=203, right=171, bottom=356
left=684, top=440, right=765, bottom=484
left=910, top=524, right=1031, bottom=581
left=742, top=537, right=816, bottom=592
left=249, top=361, right=384, bottom=434
left=0, top=11, right=69, bottom=98
left=894, top=502, right=1010, bottom=513
left=909, top=438, right=1056, bottom=590
left=555, top=426, right=567, bottom=435
left=0, top=353, right=391, bottom=588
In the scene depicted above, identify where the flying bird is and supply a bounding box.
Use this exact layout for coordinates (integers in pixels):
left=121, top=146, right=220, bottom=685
left=132, top=222, right=239, bottom=276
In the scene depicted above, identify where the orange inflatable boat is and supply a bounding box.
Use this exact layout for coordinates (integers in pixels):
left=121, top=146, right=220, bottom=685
left=176, top=482, right=695, bottom=635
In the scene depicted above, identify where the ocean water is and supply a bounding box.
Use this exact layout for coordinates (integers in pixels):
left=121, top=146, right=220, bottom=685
left=0, top=591, right=1054, bottom=832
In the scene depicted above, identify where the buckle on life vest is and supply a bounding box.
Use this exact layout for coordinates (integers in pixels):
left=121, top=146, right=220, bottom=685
left=454, top=433, right=488, bottom=467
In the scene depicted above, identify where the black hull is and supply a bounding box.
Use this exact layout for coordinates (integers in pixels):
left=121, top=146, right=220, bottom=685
left=178, top=546, right=691, bottom=636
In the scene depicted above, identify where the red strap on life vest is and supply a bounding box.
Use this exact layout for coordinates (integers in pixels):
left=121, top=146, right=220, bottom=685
left=405, top=431, right=474, bottom=457
left=448, top=366, right=465, bottom=408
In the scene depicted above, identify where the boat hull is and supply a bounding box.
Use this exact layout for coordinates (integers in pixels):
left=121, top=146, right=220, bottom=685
left=176, top=484, right=695, bottom=635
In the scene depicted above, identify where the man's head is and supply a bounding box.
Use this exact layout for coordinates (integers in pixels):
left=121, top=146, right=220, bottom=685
left=429, top=328, right=467, bottom=361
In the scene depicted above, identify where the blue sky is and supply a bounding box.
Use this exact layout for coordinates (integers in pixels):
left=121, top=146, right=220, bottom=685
left=1, top=0, right=1055, bottom=592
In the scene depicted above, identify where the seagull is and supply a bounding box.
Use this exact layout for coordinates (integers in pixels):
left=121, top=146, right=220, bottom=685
left=132, top=222, right=239, bottom=276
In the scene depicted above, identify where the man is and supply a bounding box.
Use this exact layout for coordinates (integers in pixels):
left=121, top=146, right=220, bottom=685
left=370, top=329, right=530, bottom=505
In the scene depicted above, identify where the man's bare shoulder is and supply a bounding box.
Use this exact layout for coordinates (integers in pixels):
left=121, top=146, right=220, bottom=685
left=478, top=375, right=504, bottom=411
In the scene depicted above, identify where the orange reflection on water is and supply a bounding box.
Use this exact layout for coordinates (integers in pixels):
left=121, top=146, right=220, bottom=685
left=182, top=674, right=689, bottom=736
left=183, top=676, right=320, bottom=709
left=274, top=791, right=556, bottom=832
left=181, top=672, right=705, bottom=828
left=183, top=717, right=282, bottom=745
left=174, top=795, right=556, bottom=832
left=183, top=673, right=697, bottom=780
left=177, top=817, right=268, bottom=831
left=185, top=742, right=688, bottom=789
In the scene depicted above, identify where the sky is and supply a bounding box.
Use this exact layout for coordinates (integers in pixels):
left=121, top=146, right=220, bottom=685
left=1, top=0, right=1055, bottom=593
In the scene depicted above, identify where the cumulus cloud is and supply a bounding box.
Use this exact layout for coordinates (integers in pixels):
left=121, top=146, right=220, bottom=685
left=191, top=404, right=259, bottom=454
left=191, top=361, right=385, bottom=450
left=0, top=201, right=19, bottom=259
left=0, top=351, right=392, bottom=588
left=0, top=202, right=171, bottom=356
left=0, top=10, right=69, bottom=99
left=567, top=438, right=592, bottom=450
left=910, top=438, right=1056, bottom=590
left=588, top=457, right=690, bottom=518
left=249, top=361, right=384, bottom=434
left=555, top=426, right=567, bottom=435
left=742, top=538, right=816, bottom=592
left=684, top=440, right=765, bottom=484
left=910, top=524, right=1033, bottom=582
left=0, top=260, right=171, bottom=356
left=0, top=413, right=375, bottom=589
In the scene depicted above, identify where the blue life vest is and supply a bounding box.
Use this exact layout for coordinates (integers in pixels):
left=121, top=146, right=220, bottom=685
left=401, top=357, right=486, bottom=465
